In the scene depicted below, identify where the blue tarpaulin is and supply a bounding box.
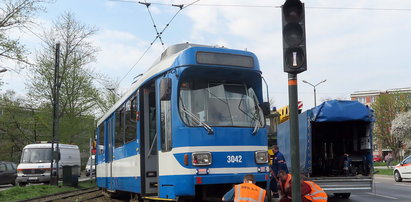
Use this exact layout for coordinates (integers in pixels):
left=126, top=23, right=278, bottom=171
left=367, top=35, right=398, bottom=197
left=311, top=100, right=374, bottom=122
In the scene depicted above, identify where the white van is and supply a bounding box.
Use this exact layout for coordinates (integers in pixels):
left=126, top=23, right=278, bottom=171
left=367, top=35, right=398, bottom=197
left=85, top=155, right=95, bottom=177
left=16, top=143, right=81, bottom=186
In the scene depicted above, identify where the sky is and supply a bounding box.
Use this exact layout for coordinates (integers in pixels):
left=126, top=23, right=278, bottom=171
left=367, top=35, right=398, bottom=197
left=1, top=0, right=411, bottom=110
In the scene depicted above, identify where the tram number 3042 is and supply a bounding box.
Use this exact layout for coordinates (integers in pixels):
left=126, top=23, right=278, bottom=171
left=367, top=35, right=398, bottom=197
left=227, top=155, right=243, bottom=163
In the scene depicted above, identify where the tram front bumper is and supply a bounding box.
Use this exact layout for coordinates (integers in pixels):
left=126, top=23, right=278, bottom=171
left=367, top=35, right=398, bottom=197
left=193, top=172, right=269, bottom=185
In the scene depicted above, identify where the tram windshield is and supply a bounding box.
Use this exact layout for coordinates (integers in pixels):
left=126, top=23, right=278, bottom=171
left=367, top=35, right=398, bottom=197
left=21, top=148, right=52, bottom=163
left=179, top=81, right=264, bottom=127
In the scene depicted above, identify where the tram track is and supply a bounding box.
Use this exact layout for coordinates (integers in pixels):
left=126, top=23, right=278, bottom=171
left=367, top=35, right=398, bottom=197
left=21, top=187, right=109, bottom=202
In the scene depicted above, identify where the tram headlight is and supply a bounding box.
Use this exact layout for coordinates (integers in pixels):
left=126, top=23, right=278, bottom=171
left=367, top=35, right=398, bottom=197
left=255, top=151, right=269, bottom=164
left=192, top=152, right=212, bottom=166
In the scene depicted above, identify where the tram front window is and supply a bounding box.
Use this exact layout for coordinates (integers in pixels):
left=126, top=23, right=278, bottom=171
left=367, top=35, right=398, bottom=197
left=179, top=81, right=264, bottom=127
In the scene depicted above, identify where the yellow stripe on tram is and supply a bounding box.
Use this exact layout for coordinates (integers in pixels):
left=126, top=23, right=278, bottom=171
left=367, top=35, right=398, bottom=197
left=142, top=196, right=176, bottom=201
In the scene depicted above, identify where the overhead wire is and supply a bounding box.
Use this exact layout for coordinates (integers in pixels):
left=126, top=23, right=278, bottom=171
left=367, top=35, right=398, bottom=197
left=139, top=1, right=166, bottom=50
left=117, top=0, right=200, bottom=86
left=118, top=45, right=152, bottom=85
left=20, top=24, right=50, bottom=46
left=109, top=0, right=411, bottom=11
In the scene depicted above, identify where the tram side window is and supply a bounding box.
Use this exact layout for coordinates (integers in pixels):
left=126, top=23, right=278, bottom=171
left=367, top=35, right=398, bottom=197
left=98, top=123, right=104, bottom=154
left=161, top=100, right=172, bottom=152
left=115, top=106, right=125, bottom=147
left=125, top=97, right=137, bottom=143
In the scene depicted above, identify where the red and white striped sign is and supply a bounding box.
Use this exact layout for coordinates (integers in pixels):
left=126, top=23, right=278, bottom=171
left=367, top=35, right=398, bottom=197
left=298, top=101, right=303, bottom=109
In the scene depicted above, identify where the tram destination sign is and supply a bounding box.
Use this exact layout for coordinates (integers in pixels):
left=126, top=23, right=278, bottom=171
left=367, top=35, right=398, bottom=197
left=196, top=51, right=254, bottom=68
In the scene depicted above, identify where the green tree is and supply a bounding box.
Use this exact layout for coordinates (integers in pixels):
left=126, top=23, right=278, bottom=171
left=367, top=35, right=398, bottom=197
left=0, top=0, right=49, bottom=64
left=27, top=12, right=99, bottom=116
left=372, top=93, right=410, bottom=160
left=26, top=12, right=100, bottom=158
left=0, top=90, right=50, bottom=162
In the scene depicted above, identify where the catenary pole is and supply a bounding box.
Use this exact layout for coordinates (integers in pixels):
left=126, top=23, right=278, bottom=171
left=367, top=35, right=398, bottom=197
left=51, top=43, right=61, bottom=185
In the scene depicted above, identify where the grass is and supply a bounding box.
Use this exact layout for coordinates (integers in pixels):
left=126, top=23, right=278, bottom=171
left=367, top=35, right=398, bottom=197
left=374, top=161, right=399, bottom=166
left=374, top=168, right=394, bottom=176
left=0, top=180, right=96, bottom=202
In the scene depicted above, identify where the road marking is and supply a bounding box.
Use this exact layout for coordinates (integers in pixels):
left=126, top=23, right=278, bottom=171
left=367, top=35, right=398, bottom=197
left=366, top=192, right=398, bottom=200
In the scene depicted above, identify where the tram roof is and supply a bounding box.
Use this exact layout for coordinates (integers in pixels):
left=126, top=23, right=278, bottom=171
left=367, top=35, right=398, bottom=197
left=97, top=43, right=259, bottom=126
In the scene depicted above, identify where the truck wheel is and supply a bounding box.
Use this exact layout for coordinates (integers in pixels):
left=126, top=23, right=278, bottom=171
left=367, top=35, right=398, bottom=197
left=340, top=193, right=351, bottom=199
left=394, top=170, right=403, bottom=182
left=334, top=193, right=350, bottom=199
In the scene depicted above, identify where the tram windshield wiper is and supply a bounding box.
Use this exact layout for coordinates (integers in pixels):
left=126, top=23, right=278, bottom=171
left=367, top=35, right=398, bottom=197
left=180, top=100, right=214, bottom=134
left=252, top=104, right=262, bottom=134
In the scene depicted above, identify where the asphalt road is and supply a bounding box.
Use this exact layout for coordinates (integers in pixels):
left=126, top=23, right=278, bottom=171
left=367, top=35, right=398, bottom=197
left=328, top=175, right=411, bottom=202
left=1, top=175, right=410, bottom=202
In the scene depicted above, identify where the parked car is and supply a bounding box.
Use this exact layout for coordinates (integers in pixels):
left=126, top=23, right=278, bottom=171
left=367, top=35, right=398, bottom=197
left=373, top=155, right=382, bottom=162
left=394, top=155, right=411, bottom=182
left=85, top=155, right=95, bottom=177
left=0, top=161, right=17, bottom=186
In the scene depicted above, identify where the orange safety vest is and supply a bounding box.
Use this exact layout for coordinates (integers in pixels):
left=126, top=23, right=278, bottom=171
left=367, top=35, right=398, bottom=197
left=279, top=174, right=292, bottom=194
left=304, top=181, right=328, bottom=202
left=234, top=183, right=266, bottom=202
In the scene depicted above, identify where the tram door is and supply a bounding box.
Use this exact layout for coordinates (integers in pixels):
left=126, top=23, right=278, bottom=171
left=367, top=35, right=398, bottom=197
left=140, top=84, right=159, bottom=195
left=106, top=116, right=115, bottom=189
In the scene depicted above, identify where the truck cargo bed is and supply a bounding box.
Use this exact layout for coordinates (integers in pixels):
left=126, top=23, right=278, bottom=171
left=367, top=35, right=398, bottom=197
left=311, top=176, right=373, bottom=194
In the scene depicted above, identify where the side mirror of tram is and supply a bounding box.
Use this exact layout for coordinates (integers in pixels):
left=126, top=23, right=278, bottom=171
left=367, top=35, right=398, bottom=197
left=259, top=102, right=270, bottom=116
left=160, top=78, right=172, bottom=101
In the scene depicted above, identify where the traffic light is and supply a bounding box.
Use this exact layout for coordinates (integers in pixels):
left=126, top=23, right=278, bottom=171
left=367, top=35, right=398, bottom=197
left=282, top=0, right=307, bottom=74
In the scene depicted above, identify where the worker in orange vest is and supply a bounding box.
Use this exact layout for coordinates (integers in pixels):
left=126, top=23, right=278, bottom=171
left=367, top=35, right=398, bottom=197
left=278, top=172, right=328, bottom=202
left=302, top=180, right=327, bottom=202
left=278, top=170, right=292, bottom=201
left=222, top=174, right=267, bottom=202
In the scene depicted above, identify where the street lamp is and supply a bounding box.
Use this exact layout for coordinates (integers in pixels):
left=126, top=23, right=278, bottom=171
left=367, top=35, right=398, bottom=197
left=302, top=79, right=327, bottom=107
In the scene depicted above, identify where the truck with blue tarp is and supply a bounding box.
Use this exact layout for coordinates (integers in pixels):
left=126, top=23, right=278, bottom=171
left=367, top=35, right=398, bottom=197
left=276, top=100, right=374, bottom=199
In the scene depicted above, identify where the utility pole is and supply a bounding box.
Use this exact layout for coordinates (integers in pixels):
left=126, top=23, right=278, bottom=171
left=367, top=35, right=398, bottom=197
left=281, top=0, right=307, bottom=201
left=50, top=43, right=61, bottom=185
left=32, top=109, right=37, bottom=142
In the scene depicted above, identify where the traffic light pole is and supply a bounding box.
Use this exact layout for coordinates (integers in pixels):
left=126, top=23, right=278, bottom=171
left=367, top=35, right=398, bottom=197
left=288, top=73, right=301, bottom=202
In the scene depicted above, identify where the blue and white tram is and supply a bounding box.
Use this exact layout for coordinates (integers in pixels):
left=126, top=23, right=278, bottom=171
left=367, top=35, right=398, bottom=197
left=96, top=43, right=270, bottom=201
